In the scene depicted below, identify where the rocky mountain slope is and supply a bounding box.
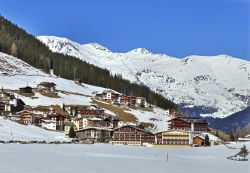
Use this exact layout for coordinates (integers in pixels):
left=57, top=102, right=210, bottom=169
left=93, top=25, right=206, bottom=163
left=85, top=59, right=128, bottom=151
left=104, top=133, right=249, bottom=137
left=210, top=107, right=250, bottom=132
left=38, top=36, right=250, bottom=118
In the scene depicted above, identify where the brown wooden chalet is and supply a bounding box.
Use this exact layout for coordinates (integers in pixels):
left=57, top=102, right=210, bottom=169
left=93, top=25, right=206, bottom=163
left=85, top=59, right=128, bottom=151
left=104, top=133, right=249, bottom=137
left=63, top=104, right=90, bottom=116
left=168, top=116, right=208, bottom=132
left=165, top=109, right=181, bottom=118
left=77, top=107, right=105, bottom=118
left=0, top=90, right=25, bottom=115
left=24, top=106, right=52, bottom=116
left=127, top=96, right=136, bottom=107
left=37, top=82, right=56, bottom=93
left=63, top=105, right=104, bottom=117
left=17, top=110, right=33, bottom=124
left=24, top=105, right=68, bottom=130
left=74, top=79, right=82, bottom=85
left=111, top=125, right=155, bottom=146
left=193, top=135, right=205, bottom=146
left=46, top=112, right=66, bottom=131
left=106, top=92, right=120, bottom=103
left=82, top=117, right=111, bottom=128
left=0, top=102, right=11, bottom=112
left=95, top=90, right=120, bottom=103
left=119, top=95, right=129, bottom=105
left=75, top=127, right=112, bottom=143
left=19, top=86, right=33, bottom=94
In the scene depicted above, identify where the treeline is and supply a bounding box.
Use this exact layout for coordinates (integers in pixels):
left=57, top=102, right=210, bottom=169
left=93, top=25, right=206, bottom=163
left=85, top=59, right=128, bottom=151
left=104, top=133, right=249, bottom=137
left=211, top=123, right=250, bottom=142
left=230, top=123, right=250, bottom=141
left=0, top=16, right=177, bottom=110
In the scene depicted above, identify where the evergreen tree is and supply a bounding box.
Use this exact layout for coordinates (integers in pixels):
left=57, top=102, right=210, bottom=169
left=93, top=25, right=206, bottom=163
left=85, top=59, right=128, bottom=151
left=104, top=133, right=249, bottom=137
left=238, top=145, right=249, bottom=159
left=205, top=135, right=210, bottom=146
left=62, top=104, right=65, bottom=111
left=68, top=126, right=75, bottom=138
left=74, top=108, right=78, bottom=117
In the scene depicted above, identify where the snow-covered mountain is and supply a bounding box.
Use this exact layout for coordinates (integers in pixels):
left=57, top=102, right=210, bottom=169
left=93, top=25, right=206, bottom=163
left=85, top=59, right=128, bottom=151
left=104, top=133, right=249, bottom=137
left=38, top=36, right=250, bottom=118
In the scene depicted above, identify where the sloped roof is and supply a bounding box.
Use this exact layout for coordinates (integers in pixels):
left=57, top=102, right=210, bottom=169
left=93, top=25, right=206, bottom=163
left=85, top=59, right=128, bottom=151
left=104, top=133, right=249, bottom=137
left=75, top=126, right=113, bottom=132
left=38, top=82, right=56, bottom=87
left=114, top=125, right=153, bottom=134
left=64, top=121, right=76, bottom=126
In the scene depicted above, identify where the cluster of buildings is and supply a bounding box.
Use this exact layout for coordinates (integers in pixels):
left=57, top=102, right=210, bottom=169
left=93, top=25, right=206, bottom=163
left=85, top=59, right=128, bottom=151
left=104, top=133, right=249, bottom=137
left=73, top=117, right=211, bottom=146
left=95, top=90, right=148, bottom=108
left=19, top=82, right=57, bottom=95
left=70, top=108, right=212, bottom=146
left=13, top=104, right=113, bottom=132
left=0, top=85, right=217, bottom=147
left=0, top=88, right=25, bottom=116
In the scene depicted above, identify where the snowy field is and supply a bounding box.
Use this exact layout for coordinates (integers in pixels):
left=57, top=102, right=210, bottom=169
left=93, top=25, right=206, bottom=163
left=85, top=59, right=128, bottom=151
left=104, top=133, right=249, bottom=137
left=0, top=117, right=69, bottom=142
left=0, top=143, right=249, bottom=173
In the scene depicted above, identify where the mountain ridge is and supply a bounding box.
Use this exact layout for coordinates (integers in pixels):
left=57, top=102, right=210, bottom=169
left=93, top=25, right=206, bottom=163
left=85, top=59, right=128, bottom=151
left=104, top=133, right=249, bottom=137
left=37, top=35, right=249, bottom=61
left=37, top=35, right=250, bottom=119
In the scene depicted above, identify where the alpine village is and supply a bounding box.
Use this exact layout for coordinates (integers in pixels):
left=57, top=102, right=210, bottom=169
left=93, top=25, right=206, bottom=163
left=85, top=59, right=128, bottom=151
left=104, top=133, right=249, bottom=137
left=0, top=16, right=249, bottom=150
left=0, top=79, right=212, bottom=147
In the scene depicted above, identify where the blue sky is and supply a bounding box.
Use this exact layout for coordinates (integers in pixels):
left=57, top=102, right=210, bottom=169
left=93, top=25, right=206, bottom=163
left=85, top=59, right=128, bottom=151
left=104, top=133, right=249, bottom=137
left=0, top=0, right=249, bottom=60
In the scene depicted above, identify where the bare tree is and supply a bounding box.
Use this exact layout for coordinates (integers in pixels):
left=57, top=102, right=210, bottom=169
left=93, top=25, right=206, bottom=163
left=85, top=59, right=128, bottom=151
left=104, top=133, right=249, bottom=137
left=73, top=66, right=77, bottom=80
left=10, top=42, right=17, bottom=57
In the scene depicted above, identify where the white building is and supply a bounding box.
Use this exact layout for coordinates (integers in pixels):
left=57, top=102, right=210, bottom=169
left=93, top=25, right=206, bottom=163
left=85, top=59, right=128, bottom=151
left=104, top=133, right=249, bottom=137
left=136, top=97, right=147, bottom=107
left=41, top=119, right=57, bottom=130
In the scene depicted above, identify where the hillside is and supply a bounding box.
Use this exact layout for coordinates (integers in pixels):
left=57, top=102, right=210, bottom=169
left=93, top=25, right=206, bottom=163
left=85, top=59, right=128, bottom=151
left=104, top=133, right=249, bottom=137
left=38, top=36, right=250, bottom=118
left=209, top=107, right=250, bottom=132
left=0, top=51, right=169, bottom=132
left=0, top=117, right=68, bottom=142
left=0, top=16, right=176, bottom=111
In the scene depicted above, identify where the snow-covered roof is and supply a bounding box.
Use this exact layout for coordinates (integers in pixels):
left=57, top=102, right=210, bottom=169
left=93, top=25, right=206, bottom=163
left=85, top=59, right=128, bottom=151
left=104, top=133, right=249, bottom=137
left=114, top=125, right=153, bottom=134
left=87, top=117, right=104, bottom=121
left=75, top=126, right=113, bottom=132
left=155, top=129, right=190, bottom=134
left=245, top=134, right=250, bottom=138
left=41, top=119, right=56, bottom=123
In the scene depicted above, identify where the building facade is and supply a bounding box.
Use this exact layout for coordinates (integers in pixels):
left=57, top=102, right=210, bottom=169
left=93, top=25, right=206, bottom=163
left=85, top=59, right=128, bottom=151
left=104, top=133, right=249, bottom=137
left=111, top=125, right=155, bottom=146
left=155, top=130, right=189, bottom=145
left=75, top=127, right=112, bottom=143
left=168, top=117, right=208, bottom=132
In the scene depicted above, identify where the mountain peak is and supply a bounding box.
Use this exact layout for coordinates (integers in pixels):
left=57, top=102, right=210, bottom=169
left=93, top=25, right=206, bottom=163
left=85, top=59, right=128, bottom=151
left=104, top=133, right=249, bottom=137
left=37, top=36, right=71, bottom=44
left=128, top=48, right=153, bottom=55
left=85, top=43, right=111, bottom=52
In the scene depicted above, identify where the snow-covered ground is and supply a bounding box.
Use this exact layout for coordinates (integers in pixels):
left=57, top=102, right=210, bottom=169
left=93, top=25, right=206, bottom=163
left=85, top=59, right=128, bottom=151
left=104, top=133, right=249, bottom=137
left=0, top=142, right=249, bottom=173
left=38, top=36, right=250, bottom=118
left=126, top=107, right=169, bottom=132
left=0, top=117, right=68, bottom=142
